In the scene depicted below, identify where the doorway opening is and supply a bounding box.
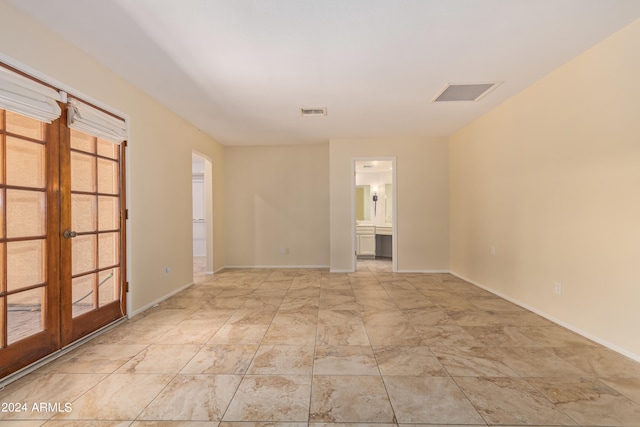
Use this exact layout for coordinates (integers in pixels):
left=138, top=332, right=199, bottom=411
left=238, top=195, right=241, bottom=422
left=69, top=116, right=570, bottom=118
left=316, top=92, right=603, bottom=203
left=353, top=158, right=397, bottom=272
left=192, top=152, right=213, bottom=278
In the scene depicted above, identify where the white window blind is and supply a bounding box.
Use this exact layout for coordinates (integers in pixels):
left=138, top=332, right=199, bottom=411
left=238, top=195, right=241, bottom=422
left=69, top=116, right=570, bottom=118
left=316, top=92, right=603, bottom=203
left=68, top=98, right=127, bottom=143
left=0, top=66, right=62, bottom=123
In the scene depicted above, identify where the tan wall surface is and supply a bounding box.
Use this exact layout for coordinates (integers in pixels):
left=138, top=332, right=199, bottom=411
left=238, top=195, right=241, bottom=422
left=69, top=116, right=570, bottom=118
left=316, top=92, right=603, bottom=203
left=0, top=2, right=226, bottom=315
left=330, top=138, right=449, bottom=272
left=450, top=19, right=640, bottom=358
left=224, top=143, right=330, bottom=267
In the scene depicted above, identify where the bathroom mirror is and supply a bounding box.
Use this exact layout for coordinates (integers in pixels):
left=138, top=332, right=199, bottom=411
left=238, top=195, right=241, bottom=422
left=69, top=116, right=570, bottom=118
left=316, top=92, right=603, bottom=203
left=385, top=183, right=392, bottom=224
left=355, top=185, right=370, bottom=221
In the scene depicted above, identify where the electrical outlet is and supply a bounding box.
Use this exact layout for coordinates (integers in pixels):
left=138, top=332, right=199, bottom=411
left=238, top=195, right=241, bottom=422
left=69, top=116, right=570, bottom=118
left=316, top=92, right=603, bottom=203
left=279, top=247, right=290, bottom=255
left=554, top=282, right=562, bottom=295
left=164, top=267, right=170, bottom=276
left=491, top=246, right=496, bottom=255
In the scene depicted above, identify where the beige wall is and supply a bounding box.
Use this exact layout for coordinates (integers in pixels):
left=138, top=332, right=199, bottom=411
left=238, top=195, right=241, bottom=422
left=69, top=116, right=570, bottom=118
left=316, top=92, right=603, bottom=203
left=224, top=143, right=330, bottom=267
left=450, top=19, right=640, bottom=358
left=330, top=138, right=449, bottom=272
left=0, top=2, right=226, bottom=315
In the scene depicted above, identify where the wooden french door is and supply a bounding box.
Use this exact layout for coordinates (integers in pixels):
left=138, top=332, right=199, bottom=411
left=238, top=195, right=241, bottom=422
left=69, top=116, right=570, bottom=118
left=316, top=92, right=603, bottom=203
left=0, top=107, right=126, bottom=378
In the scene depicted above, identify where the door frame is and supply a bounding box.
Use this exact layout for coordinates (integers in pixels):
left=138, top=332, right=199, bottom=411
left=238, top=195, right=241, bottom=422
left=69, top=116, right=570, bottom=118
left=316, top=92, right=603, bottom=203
left=351, top=157, right=397, bottom=272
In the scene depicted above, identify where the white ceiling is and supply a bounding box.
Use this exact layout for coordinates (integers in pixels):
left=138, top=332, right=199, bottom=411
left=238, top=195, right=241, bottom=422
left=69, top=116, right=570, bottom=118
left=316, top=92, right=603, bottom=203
left=9, top=0, right=640, bottom=146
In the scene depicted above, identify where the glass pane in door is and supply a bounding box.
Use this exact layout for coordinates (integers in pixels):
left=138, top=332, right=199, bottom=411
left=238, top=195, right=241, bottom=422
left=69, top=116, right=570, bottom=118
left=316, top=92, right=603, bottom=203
left=7, top=240, right=45, bottom=292
left=6, top=190, right=46, bottom=238
left=1, top=108, right=49, bottom=351
left=98, top=268, right=120, bottom=306
left=7, top=288, right=43, bottom=345
left=69, top=128, right=123, bottom=325
left=72, top=275, right=95, bottom=317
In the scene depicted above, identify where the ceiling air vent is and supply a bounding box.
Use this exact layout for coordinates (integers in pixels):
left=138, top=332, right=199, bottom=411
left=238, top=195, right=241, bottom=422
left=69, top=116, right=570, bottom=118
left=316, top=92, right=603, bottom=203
left=300, top=107, right=327, bottom=117
left=432, top=82, right=501, bottom=102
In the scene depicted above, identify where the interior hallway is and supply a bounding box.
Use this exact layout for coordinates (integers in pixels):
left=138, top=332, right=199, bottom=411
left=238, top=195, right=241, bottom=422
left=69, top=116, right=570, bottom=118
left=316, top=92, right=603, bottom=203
left=2, top=260, right=640, bottom=425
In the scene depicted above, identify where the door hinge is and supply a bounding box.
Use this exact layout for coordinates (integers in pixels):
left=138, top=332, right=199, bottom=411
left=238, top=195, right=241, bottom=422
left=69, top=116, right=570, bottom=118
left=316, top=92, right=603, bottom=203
left=123, top=281, right=129, bottom=293
left=124, top=209, right=129, bottom=220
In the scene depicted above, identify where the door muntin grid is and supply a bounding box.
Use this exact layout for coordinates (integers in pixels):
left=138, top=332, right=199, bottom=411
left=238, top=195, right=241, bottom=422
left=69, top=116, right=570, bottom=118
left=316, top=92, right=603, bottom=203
left=69, top=129, right=121, bottom=317
left=0, top=110, right=48, bottom=347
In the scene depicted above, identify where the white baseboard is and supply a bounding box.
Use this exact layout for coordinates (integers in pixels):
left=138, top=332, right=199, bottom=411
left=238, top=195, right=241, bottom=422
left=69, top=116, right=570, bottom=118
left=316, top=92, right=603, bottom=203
left=451, top=270, right=640, bottom=364
left=128, top=281, right=195, bottom=319
left=329, top=269, right=354, bottom=273
left=397, top=269, right=450, bottom=273
left=224, top=265, right=329, bottom=269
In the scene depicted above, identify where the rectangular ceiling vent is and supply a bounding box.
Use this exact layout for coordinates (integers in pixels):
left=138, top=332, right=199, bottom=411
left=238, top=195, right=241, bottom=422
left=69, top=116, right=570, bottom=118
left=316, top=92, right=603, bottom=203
left=432, top=82, right=501, bottom=102
left=300, top=107, right=327, bottom=117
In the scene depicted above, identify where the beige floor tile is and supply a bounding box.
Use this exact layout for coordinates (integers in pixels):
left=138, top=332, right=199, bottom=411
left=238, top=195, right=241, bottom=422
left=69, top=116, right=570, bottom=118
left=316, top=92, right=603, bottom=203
left=397, top=425, right=485, bottom=427
left=37, top=343, right=146, bottom=374
left=181, top=345, right=258, bottom=374
left=450, top=311, right=551, bottom=327
left=116, top=344, right=201, bottom=373
left=314, top=346, right=378, bottom=376
left=4, top=422, right=50, bottom=427
left=139, top=374, right=242, bottom=421
left=222, top=375, right=311, bottom=422
left=356, top=298, right=399, bottom=312
left=317, top=309, right=363, bottom=325
left=227, top=310, right=277, bottom=325
left=309, top=375, right=395, bottom=423
left=154, top=320, right=224, bottom=344
left=44, top=422, right=134, bottom=426
left=208, top=324, right=269, bottom=345
left=55, top=373, right=174, bottom=420
left=272, top=308, right=318, bottom=325
left=92, top=322, right=175, bottom=345
left=364, top=323, right=422, bottom=346
left=240, top=297, right=283, bottom=311
left=403, top=308, right=457, bottom=327
left=415, top=325, right=479, bottom=347
left=247, top=345, right=314, bottom=375
left=361, top=310, right=408, bottom=326
left=491, top=347, right=588, bottom=377
left=460, top=325, right=539, bottom=347
left=454, top=377, right=576, bottom=426
left=391, top=298, right=434, bottom=311
left=279, top=297, right=319, bottom=311
left=158, top=296, right=206, bottom=310
left=185, top=308, right=235, bottom=322
left=516, top=325, right=598, bottom=347
left=132, top=308, right=195, bottom=325
left=262, top=324, right=316, bottom=345
left=430, top=346, right=518, bottom=377
left=203, top=297, right=247, bottom=310
left=530, top=377, right=640, bottom=426
left=380, top=280, right=417, bottom=291
left=373, top=346, right=447, bottom=376
left=220, top=423, right=305, bottom=427
left=315, top=324, right=369, bottom=346
left=383, top=376, right=484, bottom=425
left=5, top=261, right=640, bottom=426
left=0, top=373, right=107, bottom=420
left=554, top=347, right=640, bottom=378
left=602, top=378, right=640, bottom=405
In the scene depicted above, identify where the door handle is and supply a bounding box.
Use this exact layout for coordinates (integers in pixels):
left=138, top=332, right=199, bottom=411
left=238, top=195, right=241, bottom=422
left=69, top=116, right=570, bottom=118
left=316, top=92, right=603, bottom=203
left=63, top=230, right=77, bottom=239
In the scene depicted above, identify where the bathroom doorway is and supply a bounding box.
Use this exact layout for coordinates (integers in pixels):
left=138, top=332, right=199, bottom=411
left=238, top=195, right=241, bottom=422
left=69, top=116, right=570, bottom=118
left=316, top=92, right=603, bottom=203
left=353, top=158, right=397, bottom=272
left=192, top=152, right=213, bottom=278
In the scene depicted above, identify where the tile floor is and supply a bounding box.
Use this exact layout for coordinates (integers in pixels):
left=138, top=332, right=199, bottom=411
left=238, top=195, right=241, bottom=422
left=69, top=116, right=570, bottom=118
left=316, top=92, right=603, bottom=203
left=2, top=259, right=640, bottom=426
